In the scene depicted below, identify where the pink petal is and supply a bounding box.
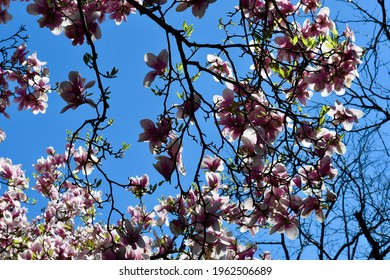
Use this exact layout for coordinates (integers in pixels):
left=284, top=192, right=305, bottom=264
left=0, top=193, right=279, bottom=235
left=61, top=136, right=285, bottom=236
left=144, top=53, right=158, bottom=69
left=176, top=2, right=190, bottom=12
left=157, top=49, right=169, bottom=66
left=143, top=71, right=158, bottom=87
left=285, top=224, right=298, bottom=240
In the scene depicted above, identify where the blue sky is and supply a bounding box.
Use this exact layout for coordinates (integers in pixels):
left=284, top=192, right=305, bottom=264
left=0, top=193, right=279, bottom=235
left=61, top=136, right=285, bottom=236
left=1, top=1, right=389, bottom=259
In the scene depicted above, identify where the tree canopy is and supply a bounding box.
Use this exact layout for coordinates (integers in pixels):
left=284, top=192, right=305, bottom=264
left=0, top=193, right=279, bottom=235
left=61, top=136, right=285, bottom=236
left=0, top=0, right=389, bottom=260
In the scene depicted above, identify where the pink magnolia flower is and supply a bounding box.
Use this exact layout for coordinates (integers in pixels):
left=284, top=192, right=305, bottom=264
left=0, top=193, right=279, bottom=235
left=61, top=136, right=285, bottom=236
left=315, top=7, right=335, bottom=35
left=167, top=138, right=186, bottom=176
left=0, top=157, right=28, bottom=189
left=315, top=128, right=346, bottom=157
left=138, top=117, right=173, bottom=154
left=317, top=155, right=338, bottom=180
left=0, top=0, right=10, bottom=9
left=153, top=138, right=185, bottom=180
left=327, top=100, right=364, bottom=131
left=205, top=171, right=221, bottom=189
left=269, top=205, right=299, bottom=240
left=213, top=88, right=246, bottom=141
left=326, top=189, right=337, bottom=203
left=213, top=88, right=235, bottom=112
left=0, top=128, right=5, bottom=143
left=72, top=146, right=99, bottom=175
left=128, top=174, right=149, bottom=197
left=176, top=93, right=201, bottom=122
left=14, top=84, right=49, bottom=115
left=201, top=155, right=224, bottom=172
left=26, top=52, right=47, bottom=72
left=304, top=67, right=333, bottom=96
left=176, top=0, right=217, bottom=19
left=11, top=44, right=29, bottom=64
left=153, top=155, right=175, bottom=181
left=276, top=0, right=296, bottom=16
left=261, top=251, right=272, bottom=260
left=117, top=219, right=146, bottom=249
left=143, top=49, right=168, bottom=87
left=64, top=12, right=102, bottom=46
left=0, top=95, right=10, bottom=119
left=301, top=18, right=320, bottom=38
left=207, top=54, right=232, bottom=81
left=13, top=75, right=50, bottom=115
left=192, top=195, right=224, bottom=232
left=169, top=219, right=186, bottom=236
left=58, top=71, right=96, bottom=113
left=274, top=34, right=302, bottom=63
left=285, top=80, right=313, bottom=106
left=300, top=196, right=325, bottom=223
left=107, top=0, right=139, bottom=25
left=0, top=8, right=12, bottom=24
left=26, top=0, right=64, bottom=32
left=299, top=0, right=321, bottom=14
left=343, top=25, right=355, bottom=42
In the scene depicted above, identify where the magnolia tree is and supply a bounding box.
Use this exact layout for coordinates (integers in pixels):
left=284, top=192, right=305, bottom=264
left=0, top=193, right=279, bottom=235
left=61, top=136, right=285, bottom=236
left=0, top=0, right=368, bottom=259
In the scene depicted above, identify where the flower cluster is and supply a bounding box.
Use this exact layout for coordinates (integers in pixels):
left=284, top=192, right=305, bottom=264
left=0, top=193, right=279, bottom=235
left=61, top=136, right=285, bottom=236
left=0, top=43, right=50, bottom=120
left=19, top=0, right=217, bottom=46
left=0, top=0, right=368, bottom=260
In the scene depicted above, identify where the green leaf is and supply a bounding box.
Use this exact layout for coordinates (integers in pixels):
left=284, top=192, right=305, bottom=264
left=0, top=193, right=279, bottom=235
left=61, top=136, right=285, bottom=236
left=122, top=142, right=131, bottom=151
left=183, top=21, right=194, bottom=38
left=301, top=36, right=308, bottom=47
left=292, top=35, right=298, bottom=46
left=191, top=71, right=201, bottom=82
left=83, top=53, right=92, bottom=65
left=176, top=62, right=183, bottom=73
left=176, top=91, right=184, bottom=99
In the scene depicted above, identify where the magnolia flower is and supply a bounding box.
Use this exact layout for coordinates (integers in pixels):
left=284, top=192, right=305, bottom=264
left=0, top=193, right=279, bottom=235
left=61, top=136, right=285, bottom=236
left=300, top=0, right=321, bottom=14
left=207, top=54, right=232, bottom=81
left=327, top=100, right=364, bottom=131
left=129, top=174, right=150, bottom=197
left=0, top=8, right=12, bottom=24
left=12, top=44, right=29, bottom=64
left=201, top=155, right=224, bottom=172
left=315, top=7, right=335, bottom=35
left=176, top=94, right=201, bottom=122
left=64, top=12, right=102, bottom=45
left=143, top=49, right=168, bottom=87
left=343, top=24, right=355, bottom=42
left=154, top=155, right=175, bottom=181
left=73, top=146, right=99, bottom=175
left=261, top=251, right=272, bottom=260
left=269, top=206, right=299, bottom=240
left=27, top=0, right=63, bottom=32
left=59, top=71, right=96, bottom=113
left=138, top=118, right=173, bottom=154
left=176, top=0, right=217, bottom=19
left=301, top=196, right=325, bottom=223
left=326, top=189, right=337, bottom=203
left=153, top=138, right=185, bottom=180
left=107, top=0, right=138, bottom=25
left=0, top=128, right=5, bottom=143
